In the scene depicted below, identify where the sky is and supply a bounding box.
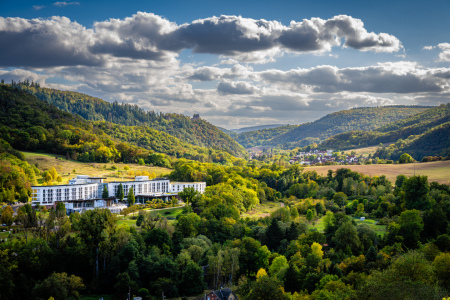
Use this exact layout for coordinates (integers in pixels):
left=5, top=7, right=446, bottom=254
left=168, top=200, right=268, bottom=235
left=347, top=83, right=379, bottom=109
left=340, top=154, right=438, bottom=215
left=1, top=0, right=450, bottom=129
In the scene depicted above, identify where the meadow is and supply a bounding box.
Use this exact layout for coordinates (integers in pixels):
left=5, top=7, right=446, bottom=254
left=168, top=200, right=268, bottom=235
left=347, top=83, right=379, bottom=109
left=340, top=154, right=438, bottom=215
left=22, top=151, right=171, bottom=185
left=306, top=160, right=450, bottom=185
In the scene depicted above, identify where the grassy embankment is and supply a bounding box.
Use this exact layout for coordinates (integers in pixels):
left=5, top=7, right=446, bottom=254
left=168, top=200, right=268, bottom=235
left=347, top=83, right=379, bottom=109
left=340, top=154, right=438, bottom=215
left=22, top=151, right=171, bottom=185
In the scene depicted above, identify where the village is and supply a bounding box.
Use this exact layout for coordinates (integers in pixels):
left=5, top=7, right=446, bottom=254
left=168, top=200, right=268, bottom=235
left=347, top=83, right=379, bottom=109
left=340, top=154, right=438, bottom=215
left=289, top=149, right=360, bottom=165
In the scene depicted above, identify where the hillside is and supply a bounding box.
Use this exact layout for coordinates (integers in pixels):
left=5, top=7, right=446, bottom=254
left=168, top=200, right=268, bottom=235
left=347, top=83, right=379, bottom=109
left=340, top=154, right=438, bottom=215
left=320, top=104, right=450, bottom=160
left=15, top=83, right=246, bottom=157
left=230, top=124, right=287, bottom=134
left=234, top=124, right=299, bottom=148
left=269, top=106, right=432, bottom=148
left=0, top=84, right=237, bottom=165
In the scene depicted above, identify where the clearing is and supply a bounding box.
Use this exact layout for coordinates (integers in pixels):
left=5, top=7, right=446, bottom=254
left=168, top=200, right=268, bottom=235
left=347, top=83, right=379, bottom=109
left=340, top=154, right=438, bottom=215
left=306, top=160, right=450, bottom=185
left=22, top=151, right=171, bottom=185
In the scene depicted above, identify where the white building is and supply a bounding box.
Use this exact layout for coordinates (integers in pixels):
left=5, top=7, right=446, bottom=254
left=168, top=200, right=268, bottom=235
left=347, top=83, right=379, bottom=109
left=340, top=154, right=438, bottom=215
left=32, top=175, right=206, bottom=214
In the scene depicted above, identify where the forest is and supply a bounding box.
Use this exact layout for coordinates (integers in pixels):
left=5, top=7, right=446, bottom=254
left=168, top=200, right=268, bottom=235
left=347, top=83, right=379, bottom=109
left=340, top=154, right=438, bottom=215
left=1, top=151, right=450, bottom=299
left=0, top=84, right=241, bottom=169
left=267, top=106, right=432, bottom=149
left=13, top=82, right=247, bottom=158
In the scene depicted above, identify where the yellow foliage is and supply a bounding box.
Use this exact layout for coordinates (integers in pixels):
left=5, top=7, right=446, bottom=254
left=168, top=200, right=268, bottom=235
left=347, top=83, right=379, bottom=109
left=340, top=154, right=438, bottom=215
left=311, top=242, right=323, bottom=258
left=256, top=268, right=268, bottom=280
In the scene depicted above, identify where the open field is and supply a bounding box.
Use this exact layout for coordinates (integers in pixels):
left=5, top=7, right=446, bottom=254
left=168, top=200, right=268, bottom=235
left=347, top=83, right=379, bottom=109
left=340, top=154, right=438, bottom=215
left=345, top=143, right=391, bottom=156
left=146, top=206, right=183, bottom=218
left=306, top=160, right=450, bottom=185
left=241, top=202, right=284, bottom=219
left=22, top=151, right=171, bottom=185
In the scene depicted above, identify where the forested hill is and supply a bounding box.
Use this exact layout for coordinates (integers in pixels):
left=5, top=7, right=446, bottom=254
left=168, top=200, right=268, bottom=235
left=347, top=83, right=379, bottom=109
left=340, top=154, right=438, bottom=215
left=319, top=103, right=450, bottom=160
left=0, top=84, right=237, bottom=165
left=234, top=125, right=299, bottom=148
left=15, top=83, right=246, bottom=157
left=268, top=106, right=432, bottom=149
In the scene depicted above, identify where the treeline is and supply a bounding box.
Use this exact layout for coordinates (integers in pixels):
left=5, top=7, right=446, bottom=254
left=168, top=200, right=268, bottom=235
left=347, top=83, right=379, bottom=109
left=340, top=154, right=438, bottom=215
left=320, top=104, right=450, bottom=160
left=13, top=82, right=247, bottom=157
left=269, top=106, right=431, bottom=149
left=0, top=84, right=238, bottom=167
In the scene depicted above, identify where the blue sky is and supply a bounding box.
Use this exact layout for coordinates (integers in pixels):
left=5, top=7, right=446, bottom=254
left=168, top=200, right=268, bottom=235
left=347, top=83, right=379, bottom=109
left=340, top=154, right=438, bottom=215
left=1, top=0, right=449, bottom=128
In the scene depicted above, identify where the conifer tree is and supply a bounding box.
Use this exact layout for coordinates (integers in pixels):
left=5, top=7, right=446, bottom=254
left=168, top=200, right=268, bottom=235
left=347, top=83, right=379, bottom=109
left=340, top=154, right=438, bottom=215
left=128, top=187, right=135, bottom=207
left=117, top=183, right=124, bottom=202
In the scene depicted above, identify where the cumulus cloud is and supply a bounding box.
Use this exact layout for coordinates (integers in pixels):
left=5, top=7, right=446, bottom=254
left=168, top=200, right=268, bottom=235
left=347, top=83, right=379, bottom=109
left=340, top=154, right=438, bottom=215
left=277, top=15, right=401, bottom=53
left=0, top=16, right=101, bottom=67
left=259, top=62, right=447, bottom=94
left=188, top=64, right=252, bottom=81
left=438, top=43, right=450, bottom=62
left=90, top=12, right=178, bottom=61
left=33, top=5, right=45, bottom=10
left=217, top=80, right=258, bottom=95
left=0, top=13, right=402, bottom=68
left=423, top=45, right=435, bottom=50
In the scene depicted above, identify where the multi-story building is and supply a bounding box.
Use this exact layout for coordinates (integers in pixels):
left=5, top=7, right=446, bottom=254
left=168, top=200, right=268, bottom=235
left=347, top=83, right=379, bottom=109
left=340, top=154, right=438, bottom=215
left=32, top=175, right=206, bottom=214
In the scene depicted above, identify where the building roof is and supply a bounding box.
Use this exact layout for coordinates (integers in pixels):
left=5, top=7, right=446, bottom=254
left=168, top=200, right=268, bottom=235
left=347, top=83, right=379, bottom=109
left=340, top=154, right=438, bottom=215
left=201, top=288, right=237, bottom=300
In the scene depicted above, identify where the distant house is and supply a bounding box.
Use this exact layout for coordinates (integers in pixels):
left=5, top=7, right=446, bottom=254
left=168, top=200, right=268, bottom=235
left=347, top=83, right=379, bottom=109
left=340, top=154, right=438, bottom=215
left=200, top=288, right=238, bottom=300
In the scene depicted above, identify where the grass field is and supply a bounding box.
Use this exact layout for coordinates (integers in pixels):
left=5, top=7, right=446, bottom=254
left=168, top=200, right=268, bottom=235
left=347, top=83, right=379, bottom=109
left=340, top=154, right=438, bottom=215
left=241, top=202, right=284, bottom=219
left=146, top=206, right=183, bottom=218
left=306, top=160, right=450, bottom=185
left=345, top=144, right=391, bottom=156
left=22, top=151, right=171, bottom=185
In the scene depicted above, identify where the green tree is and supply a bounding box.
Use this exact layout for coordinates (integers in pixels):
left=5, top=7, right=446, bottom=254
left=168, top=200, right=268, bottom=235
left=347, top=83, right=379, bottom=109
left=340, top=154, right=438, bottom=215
left=178, top=186, right=200, bottom=209
left=398, top=210, right=424, bottom=249
left=290, top=207, right=299, bottom=219
left=117, top=183, right=124, bottom=202
left=128, top=187, right=135, bottom=207
left=32, top=272, right=85, bottom=300
left=1, top=205, right=14, bottom=226
left=399, top=153, right=414, bottom=163
left=266, top=218, right=283, bottom=251
left=77, top=209, right=116, bottom=277
left=333, top=192, right=348, bottom=207
left=178, top=261, right=205, bottom=296
left=402, top=175, right=430, bottom=210
left=306, top=209, right=314, bottom=222
left=102, top=185, right=108, bottom=199
left=433, top=252, right=450, bottom=289
left=242, top=275, right=290, bottom=300
left=332, top=221, right=361, bottom=254
left=269, top=255, right=288, bottom=280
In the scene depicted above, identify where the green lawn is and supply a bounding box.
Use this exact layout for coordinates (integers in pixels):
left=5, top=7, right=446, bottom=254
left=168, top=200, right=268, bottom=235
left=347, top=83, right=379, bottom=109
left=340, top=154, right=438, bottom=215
left=117, top=218, right=137, bottom=228
left=147, top=207, right=183, bottom=218
left=354, top=217, right=387, bottom=236
left=312, top=216, right=325, bottom=232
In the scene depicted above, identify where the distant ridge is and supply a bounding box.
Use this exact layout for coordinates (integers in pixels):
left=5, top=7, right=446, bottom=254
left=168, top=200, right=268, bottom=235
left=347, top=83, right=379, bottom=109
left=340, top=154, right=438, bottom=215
left=268, top=105, right=433, bottom=149
left=319, top=103, right=450, bottom=160
left=230, top=124, right=287, bottom=134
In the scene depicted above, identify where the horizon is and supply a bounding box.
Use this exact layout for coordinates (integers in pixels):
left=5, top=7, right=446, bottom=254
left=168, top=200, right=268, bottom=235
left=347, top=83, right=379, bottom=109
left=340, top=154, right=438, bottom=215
left=1, top=0, right=449, bottom=128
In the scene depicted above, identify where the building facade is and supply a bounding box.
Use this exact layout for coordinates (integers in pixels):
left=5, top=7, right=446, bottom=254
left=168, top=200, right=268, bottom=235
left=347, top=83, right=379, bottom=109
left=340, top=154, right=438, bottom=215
left=32, top=175, right=206, bottom=213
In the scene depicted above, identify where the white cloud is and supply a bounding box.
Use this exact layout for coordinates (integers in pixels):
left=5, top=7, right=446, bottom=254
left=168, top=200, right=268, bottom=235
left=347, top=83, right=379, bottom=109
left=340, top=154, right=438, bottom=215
left=53, top=2, right=80, bottom=7
left=438, top=43, right=450, bottom=62
left=217, top=80, right=258, bottom=95
left=423, top=45, right=435, bottom=50
left=33, top=5, right=45, bottom=10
